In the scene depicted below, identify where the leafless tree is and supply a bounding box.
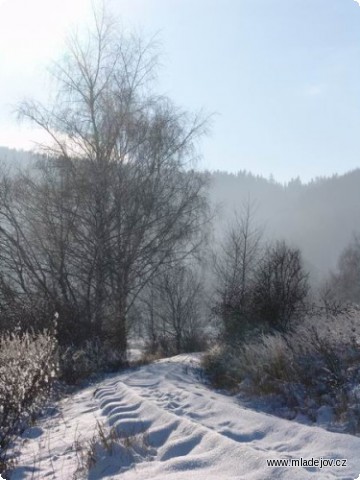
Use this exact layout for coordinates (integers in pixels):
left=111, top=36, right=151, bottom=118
left=213, top=200, right=263, bottom=340
left=0, top=8, right=209, bottom=355
left=328, top=234, right=360, bottom=306
left=252, top=240, right=309, bottom=331
left=316, top=280, right=346, bottom=316
left=141, top=264, right=205, bottom=355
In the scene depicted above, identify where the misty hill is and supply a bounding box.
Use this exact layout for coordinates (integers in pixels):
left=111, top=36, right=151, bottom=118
left=209, top=169, right=360, bottom=280
left=0, top=145, right=32, bottom=161
left=0, top=145, right=358, bottom=281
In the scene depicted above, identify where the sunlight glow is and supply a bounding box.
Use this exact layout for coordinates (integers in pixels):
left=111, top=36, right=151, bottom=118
left=0, top=0, right=95, bottom=150
left=0, top=0, right=93, bottom=67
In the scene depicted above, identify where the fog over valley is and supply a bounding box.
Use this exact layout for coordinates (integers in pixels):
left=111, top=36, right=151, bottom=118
left=210, top=169, right=360, bottom=280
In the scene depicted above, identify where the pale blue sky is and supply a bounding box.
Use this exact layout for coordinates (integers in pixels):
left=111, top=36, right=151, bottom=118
left=1, top=0, right=360, bottom=182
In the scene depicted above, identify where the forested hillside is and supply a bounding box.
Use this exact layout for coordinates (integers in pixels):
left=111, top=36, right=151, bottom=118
left=209, top=169, right=360, bottom=278
left=1, top=147, right=359, bottom=279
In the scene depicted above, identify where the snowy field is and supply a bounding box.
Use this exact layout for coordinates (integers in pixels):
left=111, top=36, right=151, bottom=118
left=10, top=354, right=360, bottom=479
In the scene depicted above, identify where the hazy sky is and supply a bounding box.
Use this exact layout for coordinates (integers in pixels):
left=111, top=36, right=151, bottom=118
left=1, top=0, right=360, bottom=182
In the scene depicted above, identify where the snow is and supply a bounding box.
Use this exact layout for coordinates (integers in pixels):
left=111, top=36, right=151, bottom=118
left=11, top=354, right=360, bottom=479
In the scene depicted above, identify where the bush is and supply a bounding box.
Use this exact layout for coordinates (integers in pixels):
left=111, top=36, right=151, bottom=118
left=202, top=344, right=242, bottom=389
left=181, top=329, right=209, bottom=353
left=252, top=241, right=309, bottom=332
left=0, top=327, right=58, bottom=474
left=203, top=309, right=360, bottom=432
left=59, top=340, right=125, bottom=384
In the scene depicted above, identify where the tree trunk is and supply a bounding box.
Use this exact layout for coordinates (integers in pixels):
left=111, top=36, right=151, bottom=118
left=110, top=294, right=128, bottom=363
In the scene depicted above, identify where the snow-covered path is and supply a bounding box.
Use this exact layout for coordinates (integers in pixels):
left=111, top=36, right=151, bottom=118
left=11, top=354, right=360, bottom=479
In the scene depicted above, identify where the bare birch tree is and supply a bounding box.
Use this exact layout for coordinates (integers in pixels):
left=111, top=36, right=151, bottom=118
left=0, top=8, right=209, bottom=356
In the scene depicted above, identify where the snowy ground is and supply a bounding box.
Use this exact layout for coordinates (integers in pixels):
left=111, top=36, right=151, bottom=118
left=10, top=354, right=360, bottom=479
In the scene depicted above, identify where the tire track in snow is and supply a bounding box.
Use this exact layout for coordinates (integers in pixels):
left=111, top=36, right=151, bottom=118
left=92, top=356, right=360, bottom=479
left=11, top=354, right=360, bottom=479
left=94, top=379, right=277, bottom=479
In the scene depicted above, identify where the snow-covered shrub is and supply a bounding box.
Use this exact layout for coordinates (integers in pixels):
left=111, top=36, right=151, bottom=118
left=203, top=309, right=360, bottom=432
left=202, top=344, right=242, bottom=389
left=237, top=333, right=296, bottom=392
left=0, top=328, right=58, bottom=474
left=59, top=340, right=125, bottom=384
left=73, top=420, right=151, bottom=479
left=239, top=312, right=360, bottom=391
